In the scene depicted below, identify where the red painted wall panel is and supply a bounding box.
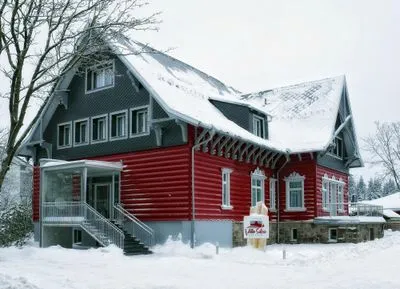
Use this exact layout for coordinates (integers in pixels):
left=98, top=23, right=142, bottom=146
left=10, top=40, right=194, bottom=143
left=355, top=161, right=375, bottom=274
left=315, top=165, right=349, bottom=217
left=194, top=150, right=273, bottom=221
left=93, top=145, right=192, bottom=221
left=278, top=154, right=317, bottom=221
left=32, top=166, right=40, bottom=221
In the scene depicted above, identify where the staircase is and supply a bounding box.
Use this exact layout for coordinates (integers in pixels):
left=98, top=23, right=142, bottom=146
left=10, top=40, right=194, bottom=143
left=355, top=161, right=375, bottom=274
left=42, top=201, right=154, bottom=255
left=112, top=221, right=152, bottom=255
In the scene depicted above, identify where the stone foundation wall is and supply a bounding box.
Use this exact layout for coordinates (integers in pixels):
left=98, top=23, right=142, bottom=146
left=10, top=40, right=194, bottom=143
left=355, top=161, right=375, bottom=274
left=386, top=221, right=400, bottom=231
left=232, top=221, right=384, bottom=246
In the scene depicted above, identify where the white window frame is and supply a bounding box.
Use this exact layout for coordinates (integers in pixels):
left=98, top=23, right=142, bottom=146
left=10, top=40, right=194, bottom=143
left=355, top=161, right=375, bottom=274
left=251, top=168, right=266, bottom=207
left=130, top=106, right=150, bottom=137
left=252, top=115, right=265, bottom=139
left=328, top=228, right=338, bottom=242
left=284, top=172, right=306, bottom=211
left=57, top=121, right=72, bottom=149
left=110, top=110, right=128, bottom=141
left=73, top=118, right=89, bottom=147
left=322, top=174, right=346, bottom=214
left=91, top=114, right=108, bottom=144
left=328, top=136, right=344, bottom=159
left=85, top=60, right=115, bottom=94
left=322, top=179, right=329, bottom=211
left=291, top=228, right=298, bottom=242
left=221, top=168, right=233, bottom=210
left=269, top=177, right=277, bottom=211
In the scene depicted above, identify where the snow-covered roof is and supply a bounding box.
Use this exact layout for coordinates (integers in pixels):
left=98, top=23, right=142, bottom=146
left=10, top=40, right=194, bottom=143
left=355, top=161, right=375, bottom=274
left=383, top=209, right=400, bottom=219
left=112, top=39, right=285, bottom=152
left=314, top=216, right=386, bottom=224
left=362, top=192, right=400, bottom=211
left=240, top=76, right=345, bottom=152
left=112, top=38, right=347, bottom=153
left=21, top=37, right=355, bottom=156
left=40, top=159, right=123, bottom=171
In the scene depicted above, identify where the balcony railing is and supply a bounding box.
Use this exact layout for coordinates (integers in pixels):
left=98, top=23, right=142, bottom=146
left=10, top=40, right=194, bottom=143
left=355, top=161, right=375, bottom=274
left=42, top=201, right=125, bottom=248
left=113, top=203, right=155, bottom=248
left=317, top=202, right=383, bottom=217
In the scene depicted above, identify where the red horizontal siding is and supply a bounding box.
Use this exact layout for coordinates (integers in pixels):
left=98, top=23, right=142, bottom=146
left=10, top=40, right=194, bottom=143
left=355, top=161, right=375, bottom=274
left=316, top=165, right=349, bottom=217
left=93, top=145, right=192, bottom=221
left=32, top=166, right=40, bottom=221
left=278, top=155, right=317, bottom=221
left=194, top=150, right=273, bottom=221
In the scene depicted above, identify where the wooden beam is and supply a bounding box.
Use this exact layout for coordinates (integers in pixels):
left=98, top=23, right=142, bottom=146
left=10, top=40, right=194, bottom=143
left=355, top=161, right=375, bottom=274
left=232, top=141, right=244, bottom=160
left=259, top=151, right=272, bottom=166
left=175, top=120, right=187, bottom=143
left=239, top=144, right=251, bottom=161
left=246, top=146, right=258, bottom=163
left=265, top=152, right=279, bottom=167
left=210, top=135, right=223, bottom=155
left=253, top=149, right=266, bottom=165
left=271, top=154, right=283, bottom=169
left=224, top=139, right=238, bottom=158
left=195, top=129, right=208, bottom=145
left=297, top=153, right=302, bottom=161
left=218, top=137, right=231, bottom=156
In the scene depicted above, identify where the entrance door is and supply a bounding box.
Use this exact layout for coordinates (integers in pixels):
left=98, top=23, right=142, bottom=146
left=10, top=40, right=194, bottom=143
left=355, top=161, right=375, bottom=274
left=330, top=183, right=337, bottom=216
left=94, top=183, right=111, bottom=218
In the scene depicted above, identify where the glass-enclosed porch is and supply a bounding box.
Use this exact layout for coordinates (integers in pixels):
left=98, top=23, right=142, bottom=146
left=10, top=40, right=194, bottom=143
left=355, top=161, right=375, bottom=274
left=39, top=159, right=124, bottom=248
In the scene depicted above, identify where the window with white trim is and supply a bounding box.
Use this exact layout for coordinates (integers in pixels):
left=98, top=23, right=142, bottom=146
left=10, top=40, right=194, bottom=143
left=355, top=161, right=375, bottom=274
left=252, top=115, right=265, bottom=139
left=338, top=184, right=344, bottom=211
left=321, top=174, right=346, bottom=213
left=322, top=180, right=329, bottom=210
left=269, top=178, right=277, bottom=211
left=251, top=168, right=266, bottom=206
left=91, top=115, right=108, bottom=143
left=57, top=122, right=72, bottom=148
left=130, top=107, right=149, bottom=136
left=74, top=119, right=89, bottom=146
left=221, top=168, right=233, bottom=209
left=110, top=111, right=127, bottom=140
left=86, top=61, right=114, bottom=92
left=329, top=228, right=338, bottom=242
left=329, top=136, right=344, bottom=159
left=285, top=172, right=305, bottom=211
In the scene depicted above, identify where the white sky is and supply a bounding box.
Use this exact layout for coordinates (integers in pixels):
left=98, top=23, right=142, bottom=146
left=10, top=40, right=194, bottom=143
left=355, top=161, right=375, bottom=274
left=2, top=0, right=399, bottom=179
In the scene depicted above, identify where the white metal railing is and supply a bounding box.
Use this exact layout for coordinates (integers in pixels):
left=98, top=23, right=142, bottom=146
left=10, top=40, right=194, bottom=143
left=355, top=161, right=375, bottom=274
left=113, top=203, right=155, bottom=247
left=318, top=202, right=383, bottom=217
left=42, top=202, right=125, bottom=248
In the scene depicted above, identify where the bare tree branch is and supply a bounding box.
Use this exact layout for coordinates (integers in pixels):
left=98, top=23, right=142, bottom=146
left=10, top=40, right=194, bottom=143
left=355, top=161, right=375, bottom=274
left=0, top=0, right=159, bottom=194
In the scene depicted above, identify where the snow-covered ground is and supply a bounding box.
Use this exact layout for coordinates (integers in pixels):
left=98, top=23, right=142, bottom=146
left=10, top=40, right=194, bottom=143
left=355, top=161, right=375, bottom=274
left=1, top=231, right=400, bottom=289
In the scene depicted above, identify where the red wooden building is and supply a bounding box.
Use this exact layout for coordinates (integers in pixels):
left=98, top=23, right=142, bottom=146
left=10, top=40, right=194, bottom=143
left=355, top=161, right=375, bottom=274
left=20, top=39, right=384, bottom=253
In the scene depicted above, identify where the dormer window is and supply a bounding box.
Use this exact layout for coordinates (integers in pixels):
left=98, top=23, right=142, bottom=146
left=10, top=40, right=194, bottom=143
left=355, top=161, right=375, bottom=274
left=252, top=115, right=265, bottom=139
left=329, top=136, right=344, bottom=159
left=86, top=61, right=114, bottom=93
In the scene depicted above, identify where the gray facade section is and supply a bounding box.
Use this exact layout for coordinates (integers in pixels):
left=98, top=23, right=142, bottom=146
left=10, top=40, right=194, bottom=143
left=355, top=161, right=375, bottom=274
left=42, top=57, right=186, bottom=161
left=42, top=226, right=73, bottom=248
left=146, top=220, right=233, bottom=247
left=210, top=100, right=251, bottom=131
left=33, top=222, right=40, bottom=241
left=317, top=153, right=349, bottom=174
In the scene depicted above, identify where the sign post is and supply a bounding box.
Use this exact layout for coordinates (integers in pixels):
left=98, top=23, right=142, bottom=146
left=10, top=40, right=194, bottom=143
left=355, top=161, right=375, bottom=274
left=243, top=202, right=269, bottom=250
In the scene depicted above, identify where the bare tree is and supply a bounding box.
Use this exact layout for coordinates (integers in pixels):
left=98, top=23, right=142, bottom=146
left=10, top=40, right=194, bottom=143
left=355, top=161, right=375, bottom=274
left=0, top=0, right=159, bottom=194
left=364, top=122, right=400, bottom=190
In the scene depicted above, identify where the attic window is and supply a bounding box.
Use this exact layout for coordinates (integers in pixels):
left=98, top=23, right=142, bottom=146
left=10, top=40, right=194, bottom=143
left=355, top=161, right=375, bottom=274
left=86, top=61, right=114, bottom=93
left=252, top=115, right=266, bottom=139
left=329, top=137, right=343, bottom=159
left=57, top=122, right=72, bottom=149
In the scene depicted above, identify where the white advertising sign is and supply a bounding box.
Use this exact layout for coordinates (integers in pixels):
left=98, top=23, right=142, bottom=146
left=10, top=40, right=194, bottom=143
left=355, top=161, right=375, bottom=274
left=243, top=215, right=269, bottom=239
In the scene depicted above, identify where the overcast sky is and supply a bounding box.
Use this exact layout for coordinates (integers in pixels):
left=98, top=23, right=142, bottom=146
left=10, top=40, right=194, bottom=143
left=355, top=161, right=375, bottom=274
left=1, top=0, right=399, bottom=179
left=133, top=0, right=400, bottom=179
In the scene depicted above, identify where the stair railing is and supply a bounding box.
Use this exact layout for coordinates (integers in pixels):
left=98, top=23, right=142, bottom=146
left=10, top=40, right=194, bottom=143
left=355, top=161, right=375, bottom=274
left=83, top=202, right=125, bottom=249
left=42, top=201, right=125, bottom=249
left=113, top=203, right=155, bottom=247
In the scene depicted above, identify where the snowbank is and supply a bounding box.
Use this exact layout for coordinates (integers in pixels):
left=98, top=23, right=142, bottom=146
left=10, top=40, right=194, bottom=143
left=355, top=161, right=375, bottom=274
left=1, top=231, right=400, bottom=288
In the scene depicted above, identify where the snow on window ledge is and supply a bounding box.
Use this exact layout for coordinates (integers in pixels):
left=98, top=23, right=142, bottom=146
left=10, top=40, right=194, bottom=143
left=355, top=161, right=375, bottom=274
left=221, top=205, right=233, bottom=210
